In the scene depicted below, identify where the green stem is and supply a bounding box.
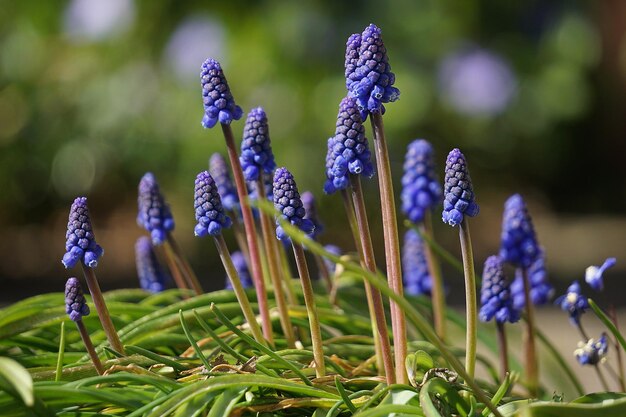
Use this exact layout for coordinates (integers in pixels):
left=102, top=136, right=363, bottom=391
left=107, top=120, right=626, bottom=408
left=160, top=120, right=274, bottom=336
left=220, top=122, right=273, bottom=345
left=458, top=218, right=476, bottom=378
left=76, top=320, right=104, bottom=375
left=369, top=112, right=407, bottom=384
left=496, top=321, right=509, bottom=381
left=340, top=189, right=384, bottom=374
left=291, top=242, right=326, bottom=378
left=420, top=212, right=446, bottom=340
left=55, top=321, right=66, bottom=381
left=80, top=264, right=125, bottom=355
left=313, top=251, right=333, bottom=294
left=213, top=234, right=268, bottom=347
left=229, top=211, right=251, bottom=270
left=595, top=364, right=610, bottom=391
left=161, top=241, right=189, bottom=292
left=255, top=177, right=296, bottom=348
left=278, top=241, right=298, bottom=306
left=609, top=305, right=626, bottom=391
left=166, top=235, right=203, bottom=295
left=521, top=267, right=539, bottom=397
left=350, top=175, right=396, bottom=384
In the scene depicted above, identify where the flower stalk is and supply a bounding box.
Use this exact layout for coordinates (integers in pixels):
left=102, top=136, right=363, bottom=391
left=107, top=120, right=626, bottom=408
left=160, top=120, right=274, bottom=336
left=459, top=218, right=477, bottom=378
left=160, top=243, right=188, bottom=292
left=521, top=268, right=539, bottom=396
left=75, top=320, right=104, bottom=375
left=420, top=212, right=446, bottom=340
left=166, top=234, right=203, bottom=295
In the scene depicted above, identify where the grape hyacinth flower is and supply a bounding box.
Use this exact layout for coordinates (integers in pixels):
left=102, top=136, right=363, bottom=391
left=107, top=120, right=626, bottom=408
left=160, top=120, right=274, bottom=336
left=499, top=194, right=540, bottom=268
left=345, top=24, right=400, bottom=119
left=194, top=171, right=232, bottom=237
left=585, top=257, right=617, bottom=292
left=62, top=197, right=104, bottom=269
left=135, top=236, right=168, bottom=293
left=575, top=334, right=609, bottom=366
left=402, top=139, right=442, bottom=224
left=209, top=153, right=239, bottom=212
left=225, top=251, right=253, bottom=290
left=200, top=58, right=243, bottom=128
left=301, top=191, right=323, bottom=238
left=442, top=148, right=479, bottom=227
left=323, top=244, right=342, bottom=276
left=273, top=167, right=315, bottom=241
left=137, top=173, right=175, bottom=246
left=64, top=277, right=104, bottom=374
left=240, top=107, right=276, bottom=181
left=65, top=277, right=90, bottom=322
left=402, top=229, right=432, bottom=296
left=479, top=256, right=520, bottom=324
left=510, top=252, right=554, bottom=310
left=323, top=97, right=374, bottom=194
left=556, top=281, right=589, bottom=325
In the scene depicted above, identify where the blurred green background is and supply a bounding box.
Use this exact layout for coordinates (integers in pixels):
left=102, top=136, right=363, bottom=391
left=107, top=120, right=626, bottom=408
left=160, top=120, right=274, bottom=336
left=1, top=0, right=625, bottom=303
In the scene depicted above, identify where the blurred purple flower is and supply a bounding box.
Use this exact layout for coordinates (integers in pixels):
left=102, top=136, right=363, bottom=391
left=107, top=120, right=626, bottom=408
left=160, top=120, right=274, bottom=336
left=63, top=0, right=135, bottom=42
left=585, top=257, right=616, bottom=291
left=438, top=47, right=517, bottom=117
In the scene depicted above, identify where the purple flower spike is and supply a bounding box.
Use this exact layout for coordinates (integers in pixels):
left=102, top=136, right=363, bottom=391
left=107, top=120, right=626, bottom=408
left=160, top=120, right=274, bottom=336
left=301, top=191, right=323, bottom=238
left=345, top=24, right=400, bottom=120
left=200, top=58, right=243, bottom=128
left=323, top=97, right=375, bottom=194
left=442, top=148, right=479, bottom=226
left=225, top=251, right=253, bottom=290
left=135, top=236, right=169, bottom=293
left=575, top=333, right=608, bottom=366
left=137, top=173, right=175, bottom=246
left=240, top=107, right=276, bottom=181
left=65, top=277, right=90, bottom=322
left=209, top=153, right=239, bottom=212
left=499, top=194, right=540, bottom=269
left=585, top=257, right=616, bottom=291
left=555, top=281, right=589, bottom=325
left=193, top=171, right=232, bottom=237
left=402, top=229, right=433, bottom=297
left=273, top=167, right=315, bottom=241
left=510, top=251, right=554, bottom=309
left=479, top=255, right=520, bottom=324
left=62, top=197, right=104, bottom=269
left=402, top=139, right=442, bottom=224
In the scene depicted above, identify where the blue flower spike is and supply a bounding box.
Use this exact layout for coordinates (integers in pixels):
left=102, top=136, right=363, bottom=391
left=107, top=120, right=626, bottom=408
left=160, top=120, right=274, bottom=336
left=575, top=333, right=609, bottom=366
left=240, top=107, right=276, bottom=182
left=402, top=229, right=432, bottom=297
left=402, top=139, right=442, bottom=224
left=273, top=167, right=315, bottom=241
left=323, top=97, right=375, bottom=194
left=555, top=281, right=589, bottom=325
left=585, top=257, right=617, bottom=292
left=194, top=171, right=232, bottom=237
left=499, top=194, right=541, bottom=268
left=479, top=255, right=520, bottom=324
left=510, top=251, right=554, bottom=309
left=225, top=251, right=253, bottom=290
left=65, top=277, right=90, bottom=322
left=62, top=197, right=104, bottom=269
left=209, top=153, right=239, bottom=212
left=135, top=236, right=168, bottom=293
left=137, top=173, right=175, bottom=246
left=200, top=58, right=243, bottom=128
left=442, top=148, right=479, bottom=226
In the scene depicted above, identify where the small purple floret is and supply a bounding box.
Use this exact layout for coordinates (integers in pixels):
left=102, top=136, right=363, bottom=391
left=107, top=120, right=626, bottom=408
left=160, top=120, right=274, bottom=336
left=585, top=257, right=616, bottom=291
left=194, top=171, right=232, bottom=237
left=62, top=197, right=104, bottom=269
left=555, top=281, right=589, bottom=325
left=499, top=194, right=540, bottom=269
left=137, top=173, right=175, bottom=246
left=479, top=255, right=520, bottom=324
left=135, top=236, right=169, bottom=293
left=240, top=107, right=276, bottom=181
left=225, top=251, right=253, bottom=290
left=442, top=148, right=479, bottom=226
left=65, top=277, right=90, bottom=322
left=402, top=229, right=433, bottom=297
left=209, top=153, right=239, bottom=212
left=575, top=333, right=608, bottom=366
left=402, top=139, right=442, bottom=224
left=200, top=58, right=243, bottom=128
left=273, top=167, right=314, bottom=241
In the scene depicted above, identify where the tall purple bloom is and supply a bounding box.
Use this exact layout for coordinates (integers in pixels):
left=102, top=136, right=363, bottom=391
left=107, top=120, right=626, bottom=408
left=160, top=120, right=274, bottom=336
left=137, top=173, right=175, bottom=246
left=209, top=153, right=238, bottom=212
left=402, top=229, right=432, bottom=296
left=555, top=281, right=589, bottom=325
left=301, top=191, right=323, bottom=238
left=62, top=197, right=104, bottom=269
left=240, top=107, right=276, bottom=181
left=345, top=24, right=400, bottom=119
left=510, top=251, right=554, bottom=309
left=441, top=148, right=479, bottom=226
left=499, top=194, right=540, bottom=269
left=135, top=236, right=169, bottom=293
left=402, top=139, right=442, bottom=224
left=323, top=97, right=374, bottom=194
left=225, top=251, right=253, bottom=290
left=65, top=277, right=90, bottom=322
left=200, top=58, right=243, bottom=128
left=479, top=255, right=520, bottom=324
left=585, top=257, right=616, bottom=292
left=193, top=171, right=232, bottom=237
left=273, top=167, right=314, bottom=241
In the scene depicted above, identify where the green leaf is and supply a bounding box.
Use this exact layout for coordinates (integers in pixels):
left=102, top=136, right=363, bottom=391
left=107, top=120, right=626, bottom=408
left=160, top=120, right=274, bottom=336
left=0, top=357, right=34, bottom=406
left=419, top=377, right=469, bottom=417
left=588, top=298, right=626, bottom=353
left=206, top=387, right=247, bottom=417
